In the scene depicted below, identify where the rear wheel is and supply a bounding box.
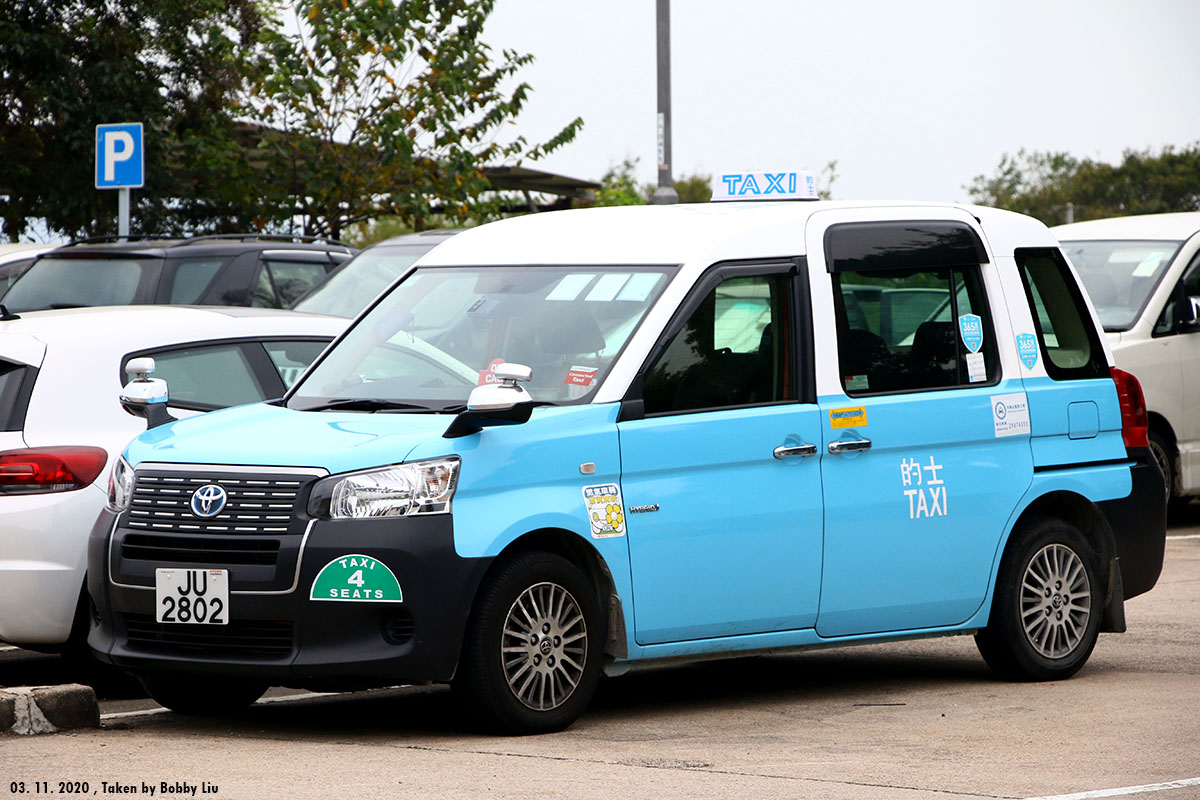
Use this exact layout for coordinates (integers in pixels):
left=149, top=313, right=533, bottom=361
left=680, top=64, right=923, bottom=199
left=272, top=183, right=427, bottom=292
left=140, top=674, right=268, bottom=716
left=456, top=552, right=603, bottom=734
left=1148, top=429, right=1175, bottom=501
left=975, top=517, right=1101, bottom=681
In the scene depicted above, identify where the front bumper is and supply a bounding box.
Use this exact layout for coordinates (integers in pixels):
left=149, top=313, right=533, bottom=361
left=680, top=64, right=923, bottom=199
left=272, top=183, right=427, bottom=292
left=87, top=508, right=491, bottom=687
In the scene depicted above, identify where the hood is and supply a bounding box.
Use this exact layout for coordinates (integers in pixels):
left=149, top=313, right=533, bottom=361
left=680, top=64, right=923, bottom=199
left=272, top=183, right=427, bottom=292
left=123, top=402, right=456, bottom=476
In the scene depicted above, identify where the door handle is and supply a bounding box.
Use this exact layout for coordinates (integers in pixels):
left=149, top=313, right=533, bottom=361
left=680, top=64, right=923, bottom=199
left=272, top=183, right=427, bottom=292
left=828, top=438, right=872, bottom=454
left=773, top=443, right=818, bottom=459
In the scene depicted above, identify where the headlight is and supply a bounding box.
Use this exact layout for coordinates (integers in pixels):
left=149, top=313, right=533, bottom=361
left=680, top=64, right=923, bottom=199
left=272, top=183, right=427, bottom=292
left=309, top=457, right=460, bottom=519
left=106, top=456, right=134, bottom=513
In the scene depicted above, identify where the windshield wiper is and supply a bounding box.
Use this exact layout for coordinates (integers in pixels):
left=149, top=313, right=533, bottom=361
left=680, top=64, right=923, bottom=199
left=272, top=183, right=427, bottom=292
left=294, top=398, right=438, bottom=413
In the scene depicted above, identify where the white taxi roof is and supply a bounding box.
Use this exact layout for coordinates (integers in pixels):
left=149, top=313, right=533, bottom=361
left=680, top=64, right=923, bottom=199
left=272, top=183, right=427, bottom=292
left=421, top=201, right=1058, bottom=272
left=1052, top=212, right=1200, bottom=242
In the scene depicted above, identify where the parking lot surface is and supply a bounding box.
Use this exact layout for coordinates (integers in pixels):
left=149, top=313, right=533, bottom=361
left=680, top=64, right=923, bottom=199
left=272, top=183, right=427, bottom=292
left=3, top=512, right=1198, bottom=800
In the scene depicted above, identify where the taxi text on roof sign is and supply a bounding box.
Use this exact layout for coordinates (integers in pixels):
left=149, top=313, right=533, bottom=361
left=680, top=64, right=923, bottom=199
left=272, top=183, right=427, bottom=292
left=712, top=170, right=819, bottom=202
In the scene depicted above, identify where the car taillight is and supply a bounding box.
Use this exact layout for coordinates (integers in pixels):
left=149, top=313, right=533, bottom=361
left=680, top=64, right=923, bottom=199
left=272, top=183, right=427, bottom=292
left=1111, top=367, right=1149, bottom=450
left=0, top=446, right=108, bottom=495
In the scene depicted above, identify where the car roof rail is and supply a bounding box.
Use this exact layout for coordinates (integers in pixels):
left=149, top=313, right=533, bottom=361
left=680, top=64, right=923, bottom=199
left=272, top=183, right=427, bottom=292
left=174, top=234, right=354, bottom=250
left=61, top=235, right=182, bottom=247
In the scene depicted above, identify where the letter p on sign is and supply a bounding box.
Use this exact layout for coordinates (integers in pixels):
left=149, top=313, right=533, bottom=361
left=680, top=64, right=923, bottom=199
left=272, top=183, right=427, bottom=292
left=95, top=123, right=144, bottom=189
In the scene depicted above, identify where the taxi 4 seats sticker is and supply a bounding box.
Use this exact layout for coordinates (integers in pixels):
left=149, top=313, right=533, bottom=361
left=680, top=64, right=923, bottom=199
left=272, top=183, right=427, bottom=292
left=583, top=484, right=625, bottom=538
left=310, top=555, right=403, bottom=602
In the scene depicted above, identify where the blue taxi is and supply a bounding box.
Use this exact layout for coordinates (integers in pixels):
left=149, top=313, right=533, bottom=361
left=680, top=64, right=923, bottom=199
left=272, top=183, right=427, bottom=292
left=88, top=172, right=1166, bottom=733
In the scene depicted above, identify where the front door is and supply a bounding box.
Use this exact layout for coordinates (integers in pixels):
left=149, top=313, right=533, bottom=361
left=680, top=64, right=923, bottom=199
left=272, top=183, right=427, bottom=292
left=618, top=264, right=824, bottom=645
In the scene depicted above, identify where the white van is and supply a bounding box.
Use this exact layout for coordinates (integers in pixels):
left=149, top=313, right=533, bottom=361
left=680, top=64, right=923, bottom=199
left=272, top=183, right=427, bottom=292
left=1054, top=212, right=1200, bottom=506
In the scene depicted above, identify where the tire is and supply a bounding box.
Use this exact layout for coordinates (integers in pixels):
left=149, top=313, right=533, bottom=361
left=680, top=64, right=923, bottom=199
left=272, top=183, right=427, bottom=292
left=975, top=517, right=1102, bottom=682
left=455, top=552, right=604, bottom=735
left=1148, top=429, right=1176, bottom=501
left=140, top=674, right=268, bottom=716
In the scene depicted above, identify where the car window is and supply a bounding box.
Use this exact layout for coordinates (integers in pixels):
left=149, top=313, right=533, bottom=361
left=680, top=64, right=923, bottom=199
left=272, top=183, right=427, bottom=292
left=264, top=259, right=330, bottom=307
left=1154, top=256, right=1200, bottom=335
left=642, top=273, right=793, bottom=414
left=168, top=259, right=225, bottom=304
left=132, top=345, right=265, bottom=408
left=0, top=257, right=37, bottom=293
left=1015, top=248, right=1108, bottom=380
left=833, top=267, right=997, bottom=395
left=2, top=257, right=151, bottom=311
left=263, top=340, right=330, bottom=388
left=1060, top=240, right=1181, bottom=331
left=0, top=360, right=34, bottom=431
left=292, top=244, right=434, bottom=318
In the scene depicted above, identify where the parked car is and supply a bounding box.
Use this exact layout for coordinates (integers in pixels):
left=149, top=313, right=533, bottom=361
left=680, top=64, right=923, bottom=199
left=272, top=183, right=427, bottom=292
left=89, top=178, right=1164, bottom=733
left=0, top=234, right=355, bottom=313
left=0, top=243, right=60, bottom=293
left=0, top=305, right=347, bottom=654
left=291, top=229, right=460, bottom=318
left=1054, top=212, right=1200, bottom=506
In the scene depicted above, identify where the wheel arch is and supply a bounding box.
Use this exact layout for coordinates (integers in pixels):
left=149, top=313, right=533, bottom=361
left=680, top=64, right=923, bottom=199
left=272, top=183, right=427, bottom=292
left=468, top=528, right=627, bottom=659
left=1002, top=490, right=1123, bottom=631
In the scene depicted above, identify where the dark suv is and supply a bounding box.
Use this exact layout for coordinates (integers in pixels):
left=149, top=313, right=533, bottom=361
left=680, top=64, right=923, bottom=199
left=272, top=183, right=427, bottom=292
left=0, top=235, right=356, bottom=312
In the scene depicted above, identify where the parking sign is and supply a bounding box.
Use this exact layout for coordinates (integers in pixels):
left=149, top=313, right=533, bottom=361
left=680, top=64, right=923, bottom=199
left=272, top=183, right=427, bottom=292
left=95, top=123, right=144, bottom=189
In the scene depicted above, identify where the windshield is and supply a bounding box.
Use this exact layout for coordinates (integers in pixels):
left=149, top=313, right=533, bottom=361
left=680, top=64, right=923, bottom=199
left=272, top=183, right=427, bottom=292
left=291, top=244, right=434, bottom=318
left=2, top=256, right=156, bottom=311
left=288, top=265, right=675, bottom=410
left=1058, top=240, right=1183, bottom=331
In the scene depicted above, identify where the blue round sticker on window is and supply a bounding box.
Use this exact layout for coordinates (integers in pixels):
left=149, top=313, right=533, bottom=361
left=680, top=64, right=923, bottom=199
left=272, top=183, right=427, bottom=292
left=958, top=314, right=983, bottom=354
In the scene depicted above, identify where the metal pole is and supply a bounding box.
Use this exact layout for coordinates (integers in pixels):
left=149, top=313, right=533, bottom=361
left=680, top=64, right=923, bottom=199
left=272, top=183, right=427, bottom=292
left=118, top=188, right=130, bottom=238
left=651, top=0, right=678, bottom=205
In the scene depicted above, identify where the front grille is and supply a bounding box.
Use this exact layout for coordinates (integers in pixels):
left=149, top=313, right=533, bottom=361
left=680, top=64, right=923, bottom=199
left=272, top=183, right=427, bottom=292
left=121, top=533, right=280, bottom=566
left=123, top=614, right=294, bottom=658
left=126, top=470, right=309, bottom=535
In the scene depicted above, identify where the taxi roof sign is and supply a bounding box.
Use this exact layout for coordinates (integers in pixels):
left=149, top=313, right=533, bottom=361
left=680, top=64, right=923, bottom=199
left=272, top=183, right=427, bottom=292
left=713, top=170, right=819, bottom=202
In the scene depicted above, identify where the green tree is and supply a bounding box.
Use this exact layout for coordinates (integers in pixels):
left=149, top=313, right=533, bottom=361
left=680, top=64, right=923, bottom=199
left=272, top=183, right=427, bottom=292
left=247, top=0, right=583, bottom=237
left=968, top=144, right=1200, bottom=225
left=0, top=0, right=268, bottom=240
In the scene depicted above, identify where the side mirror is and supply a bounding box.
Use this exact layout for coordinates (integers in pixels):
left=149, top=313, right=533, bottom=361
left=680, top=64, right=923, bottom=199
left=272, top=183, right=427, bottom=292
left=1182, top=296, right=1200, bottom=331
left=120, top=357, right=175, bottom=429
left=444, top=363, right=535, bottom=438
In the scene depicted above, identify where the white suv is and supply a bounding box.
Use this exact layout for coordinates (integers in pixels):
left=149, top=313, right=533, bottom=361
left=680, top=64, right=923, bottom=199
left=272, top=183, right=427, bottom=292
left=1054, top=213, right=1200, bottom=506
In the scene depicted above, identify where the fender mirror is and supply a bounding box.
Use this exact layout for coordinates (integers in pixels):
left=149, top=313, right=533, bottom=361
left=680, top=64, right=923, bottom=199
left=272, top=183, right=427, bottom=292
left=444, top=363, right=534, bottom=438
left=120, top=357, right=176, bottom=429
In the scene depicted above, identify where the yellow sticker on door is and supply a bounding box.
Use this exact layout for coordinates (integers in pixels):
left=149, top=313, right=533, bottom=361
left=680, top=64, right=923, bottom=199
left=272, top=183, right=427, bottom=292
left=830, top=406, right=868, bottom=429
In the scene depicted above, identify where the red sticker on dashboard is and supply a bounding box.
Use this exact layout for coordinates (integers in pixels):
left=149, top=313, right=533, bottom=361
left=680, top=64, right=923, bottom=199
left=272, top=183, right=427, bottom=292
left=478, top=358, right=506, bottom=386
left=564, top=366, right=598, bottom=387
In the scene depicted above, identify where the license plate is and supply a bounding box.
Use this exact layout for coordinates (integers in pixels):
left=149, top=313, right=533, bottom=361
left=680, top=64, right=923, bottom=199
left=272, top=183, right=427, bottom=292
left=155, top=569, right=229, bottom=625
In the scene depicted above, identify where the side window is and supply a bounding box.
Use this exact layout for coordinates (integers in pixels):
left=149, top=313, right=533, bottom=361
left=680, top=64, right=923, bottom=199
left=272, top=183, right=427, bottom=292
left=833, top=267, right=998, bottom=395
left=128, top=345, right=265, bottom=409
left=1015, top=248, right=1108, bottom=380
left=168, top=259, right=224, bottom=304
left=0, top=360, right=35, bottom=431
left=642, top=272, right=792, bottom=414
left=263, top=340, right=330, bottom=388
left=263, top=259, right=331, bottom=307
left=1155, top=257, right=1200, bottom=335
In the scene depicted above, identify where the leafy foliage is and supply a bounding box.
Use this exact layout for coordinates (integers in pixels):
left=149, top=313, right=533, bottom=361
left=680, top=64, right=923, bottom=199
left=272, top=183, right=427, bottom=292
left=247, top=0, right=582, bottom=236
left=0, top=0, right=267, bottom=240
left=967, top=145, right=1200, bottom=225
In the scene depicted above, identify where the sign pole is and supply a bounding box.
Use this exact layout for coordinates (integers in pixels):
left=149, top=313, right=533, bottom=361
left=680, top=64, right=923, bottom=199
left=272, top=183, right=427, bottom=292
left=118, top=188, right=130, bottom=238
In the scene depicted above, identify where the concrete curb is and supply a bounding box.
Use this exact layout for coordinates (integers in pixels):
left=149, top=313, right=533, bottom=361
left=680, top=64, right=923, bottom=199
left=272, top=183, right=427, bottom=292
left=0, top=684, right=100, bottom=735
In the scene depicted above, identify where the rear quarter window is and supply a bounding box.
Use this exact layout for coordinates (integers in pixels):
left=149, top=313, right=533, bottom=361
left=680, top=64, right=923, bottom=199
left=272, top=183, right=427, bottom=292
left=0, top=360, right=36, bottom=431
left=1015, top=247, right=1108, bottom=380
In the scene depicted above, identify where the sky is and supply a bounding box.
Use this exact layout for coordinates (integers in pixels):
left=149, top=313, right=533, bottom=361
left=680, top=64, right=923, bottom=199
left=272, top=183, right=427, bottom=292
left=482, top=0, right=1200, bottom=206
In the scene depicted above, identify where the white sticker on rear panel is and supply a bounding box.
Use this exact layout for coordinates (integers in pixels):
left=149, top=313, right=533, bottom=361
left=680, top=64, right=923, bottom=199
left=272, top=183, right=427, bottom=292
left=583, top=484, right=625, bottom=538
left=966, top=352, right=986, bottom=383
left=991, top=392, right=1031, bottom=437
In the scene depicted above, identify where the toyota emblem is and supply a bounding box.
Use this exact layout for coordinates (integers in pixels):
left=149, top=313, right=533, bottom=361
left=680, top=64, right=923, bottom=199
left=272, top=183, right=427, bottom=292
left=190, top=484, right=228, bottom=518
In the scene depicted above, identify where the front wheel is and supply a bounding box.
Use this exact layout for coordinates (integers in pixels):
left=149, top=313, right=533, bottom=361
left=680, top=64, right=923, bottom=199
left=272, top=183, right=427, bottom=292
left=455, top=552, right=604, bottom=734
left=975, top=517, right=1102, bottom=681
left=140, top=674, right=268, bottom=716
